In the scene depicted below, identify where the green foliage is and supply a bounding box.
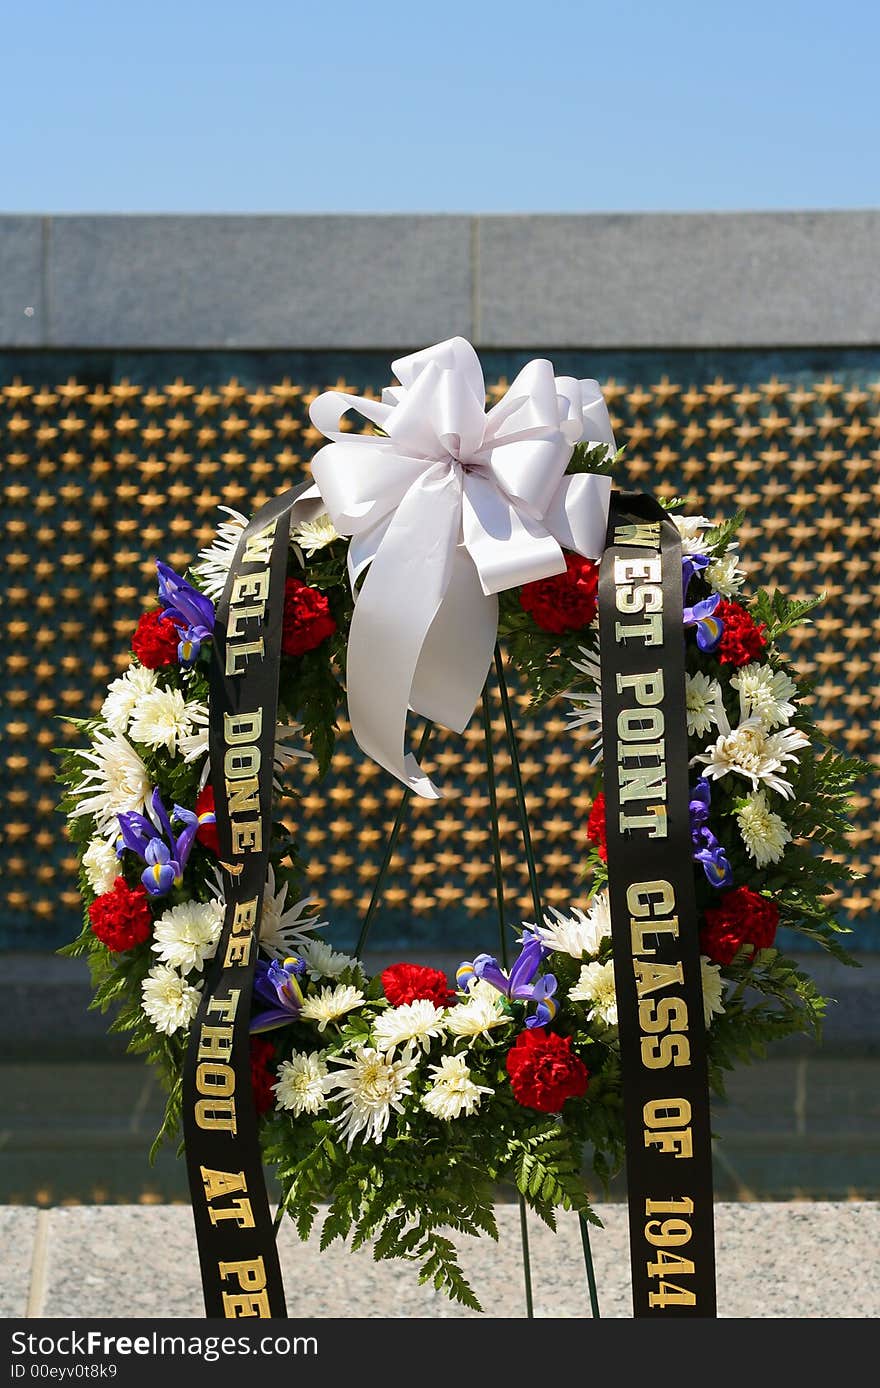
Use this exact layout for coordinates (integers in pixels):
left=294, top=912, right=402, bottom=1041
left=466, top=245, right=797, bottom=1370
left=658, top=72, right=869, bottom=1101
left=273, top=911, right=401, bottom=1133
left=751, top=587, right=824, bottom=642
left=703, top=509, right=745, bottom=553
left=707, top=949, right=828, bottom=1096
left=568, top=441, right=622, bottom=477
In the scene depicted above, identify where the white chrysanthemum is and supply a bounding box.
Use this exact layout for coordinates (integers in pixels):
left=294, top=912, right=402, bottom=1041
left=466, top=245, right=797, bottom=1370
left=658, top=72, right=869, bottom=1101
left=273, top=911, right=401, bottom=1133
left=177, top=704, right=211, bottom=776
left=291, top=513, right=340, bottom=559
left=565, top=644, right=603, bottom=760
left=373, top=999, right=446, bottom=1054
left=82, top=836, right=120, bottom=894
left=267, top=724, right=312, bottom=788
left=141, top=964, right=201, bottom=1035
left=129, top=687, right=204, bottom=756
left=151, top=899, right=223, bottom=973
left=445, top=980, right=508, bottom=1041
left=274, top=1051, right=329, bottom=1116
left=569, top=960, right=618, bottom=1026
left=67, top=731, right=155, bottom=838
left=300, top=983, right=366, bottom=1032
left=259, top=865, right=327, bottom=958
left=736, top=790, right=792, bottom=867
left=193, top=507, right=249, bottom=601
left=324, top=1044, right=419, bottom=1149
left=694, top=719, right=808, bottom=800
left=730, top=663, right=797, bottom=730
left=528, top=892, right=611, bottom=960
left=180, top=717, right=309, bottom=792
left=100, top=665, right=158, bottom=736
left=672, top=513, right=715, bottom=555
left=685, top=671, right=724, bottom=738
left=422, top=1054, right=493, bottom=1121
left=705, top=545, right=745, bottom=598
left=701, top=957, right=726, bottom=1026
left=300, top=939, right=359, bottom=980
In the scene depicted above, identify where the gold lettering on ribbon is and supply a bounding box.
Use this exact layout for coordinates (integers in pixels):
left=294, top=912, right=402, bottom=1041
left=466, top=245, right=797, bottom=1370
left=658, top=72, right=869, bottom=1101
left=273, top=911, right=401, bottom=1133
left=219, top=1257, right=271, bottom=1318
left=610, top=516, right=704, bottom=1311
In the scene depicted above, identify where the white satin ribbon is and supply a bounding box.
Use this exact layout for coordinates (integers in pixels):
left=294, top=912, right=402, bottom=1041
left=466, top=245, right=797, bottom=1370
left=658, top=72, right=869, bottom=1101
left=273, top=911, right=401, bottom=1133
left=308, top=337, right=614, bottom=798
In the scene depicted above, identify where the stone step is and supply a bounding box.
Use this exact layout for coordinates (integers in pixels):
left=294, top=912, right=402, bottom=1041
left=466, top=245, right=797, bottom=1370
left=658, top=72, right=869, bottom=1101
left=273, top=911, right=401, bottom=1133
left=4, top=1202, right=877, bottom=1319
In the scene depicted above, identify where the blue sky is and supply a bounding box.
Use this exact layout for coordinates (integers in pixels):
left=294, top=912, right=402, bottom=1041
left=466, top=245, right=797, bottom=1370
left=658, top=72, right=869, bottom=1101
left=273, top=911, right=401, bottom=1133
left=1, top=0, right=877, bottom=212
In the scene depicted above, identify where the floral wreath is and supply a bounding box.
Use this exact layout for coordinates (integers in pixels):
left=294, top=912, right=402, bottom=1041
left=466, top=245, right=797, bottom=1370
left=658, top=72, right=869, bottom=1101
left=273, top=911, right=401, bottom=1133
left=59, top=376, right=860, bottom=1312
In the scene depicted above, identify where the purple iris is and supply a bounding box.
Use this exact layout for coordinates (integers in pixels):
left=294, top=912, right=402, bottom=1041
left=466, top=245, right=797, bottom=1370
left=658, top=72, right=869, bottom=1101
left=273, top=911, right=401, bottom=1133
left=117, top=788, right=200, bottom=897
left=251, top=957, right=306, bottom=1034
left=689, top=777, right=733, bottom=888
left=456, top=935, right=557, bottom=1029
left=156, top=560, right=215, bottom=666
left=682, top=553, right=723, bottom=653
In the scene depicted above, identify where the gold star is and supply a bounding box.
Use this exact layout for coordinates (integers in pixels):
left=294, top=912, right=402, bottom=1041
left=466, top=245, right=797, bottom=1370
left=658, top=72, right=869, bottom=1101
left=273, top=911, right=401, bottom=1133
left=787, top=384, right=815, bottom=413
left=733, top=386, right=762, bottom=413
left=813, top=375, right=843, bottom=403
left=760, top=376, right=790, bottom=401
left=651, top=376, right=680, bottom=404
left=680, top=386, right=705, bottom=414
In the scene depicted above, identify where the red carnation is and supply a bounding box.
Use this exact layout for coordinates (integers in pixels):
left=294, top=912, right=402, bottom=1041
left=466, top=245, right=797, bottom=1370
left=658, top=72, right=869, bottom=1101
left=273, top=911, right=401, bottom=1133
left=587, top=793, right=608, bottom=862
left=382, top=962, right=455, bottom=1008
left=195, top=785, right=220, bottom=856
left=88, top=876, right=153, bottom=953
left=250, top=1037, right=276, bottom=1116
left=715, top=600, right=766, bottom=667
left=131, top=609, right=180, bottom=668
left=281, top=578, right=336, bottom=658
left=506, top=1027, right=589, bottom=1114
left=700, top=886, right=779, bottom=965
left=519, top=553, right=599, bottom=635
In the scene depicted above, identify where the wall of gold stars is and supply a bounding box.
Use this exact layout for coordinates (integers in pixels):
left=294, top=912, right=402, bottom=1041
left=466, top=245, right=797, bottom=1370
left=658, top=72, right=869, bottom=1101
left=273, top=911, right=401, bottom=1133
left=2, top=350, right=877, bottom=952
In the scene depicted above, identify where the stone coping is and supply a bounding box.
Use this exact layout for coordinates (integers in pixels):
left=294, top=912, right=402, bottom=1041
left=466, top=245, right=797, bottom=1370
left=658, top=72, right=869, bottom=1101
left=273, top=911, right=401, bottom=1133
left=4, top=1202, right=877, bottom=1319
left=1, top=212, right=878, bottom=349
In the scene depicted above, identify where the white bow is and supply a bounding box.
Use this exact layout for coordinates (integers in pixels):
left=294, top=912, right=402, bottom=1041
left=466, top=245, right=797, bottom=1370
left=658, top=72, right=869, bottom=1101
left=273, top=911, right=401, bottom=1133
left=309, top=337, right=614, bottom=798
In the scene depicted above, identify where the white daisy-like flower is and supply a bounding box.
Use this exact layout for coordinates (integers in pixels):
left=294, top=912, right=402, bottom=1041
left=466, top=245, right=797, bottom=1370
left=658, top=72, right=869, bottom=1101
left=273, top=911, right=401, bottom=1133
left=422, top=1054, right=493, bottom=1121
left=100, top=665, right=158, bottom=736
left=729, top=663, right=797, bottom=731
left=300, top=939, right=359, bottom=980
left=141, top=964, right=201, bottom=1036
left=685, top=671, right=725, bottom=738
left=445, top=980, right=509, bottom=1041
left=672, top=513, right=715, bottom=555
left=274, top=1051, right=329, bottom=1116
left=259, top=865, right=327, bottom=958
left=68, top=731, right=155, bottom=838
left=82, top=836, right=120, bottom=895
left=324, top=1044, right=419, bottom=1149
left=527, top=892, right=611, bottom=960
left=291, top=513, right=340, bottom=559
left=193, top=507, right=249, bottom=601
left=694, top=719, right=808, bottom=800
left=564, top=644, right=603, bottom=760
left=372, top=999, right=446, bottom=1054
left=129, top=687, right=204, bottom=756
left=735, top=790, right=792, bottom=867
left=151, top=899, right=223, bottom=973
left=701, top=956, right=726, bottom=1026
left=569, top=960, right=618, bottom=1026
left=300, top=983, right=366, bottom=1032
left=705, top=545, right=745, bottom=598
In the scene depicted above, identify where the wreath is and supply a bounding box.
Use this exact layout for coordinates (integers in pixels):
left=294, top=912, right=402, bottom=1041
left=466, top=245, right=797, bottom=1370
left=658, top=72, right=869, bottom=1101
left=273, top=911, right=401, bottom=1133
left=58, top=348, right=860, bottom=1313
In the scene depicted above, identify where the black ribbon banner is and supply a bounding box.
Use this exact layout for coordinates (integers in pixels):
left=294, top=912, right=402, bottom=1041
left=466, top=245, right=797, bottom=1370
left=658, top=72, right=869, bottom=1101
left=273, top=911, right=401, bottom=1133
left=598, top=491, right=717, bottom=1318
left=182, top=485, right=311, bottom=1320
